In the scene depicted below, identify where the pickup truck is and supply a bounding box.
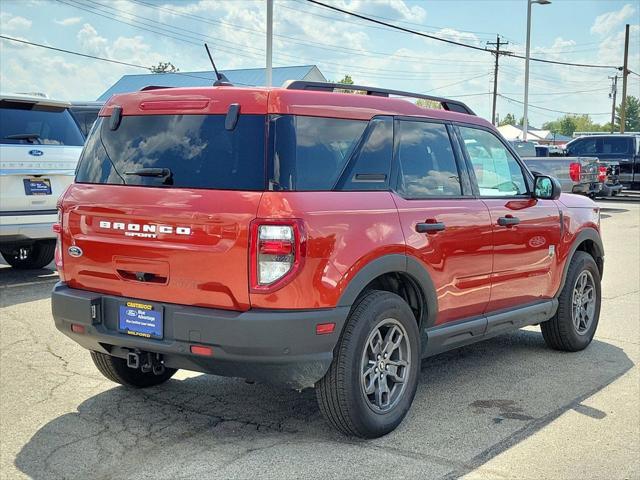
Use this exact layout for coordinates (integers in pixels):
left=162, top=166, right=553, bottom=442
left=510, top=141, right=601, bottom=196
left=566, top=134, right=639, bottom=191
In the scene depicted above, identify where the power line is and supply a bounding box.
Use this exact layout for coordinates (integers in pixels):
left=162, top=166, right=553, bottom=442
left=64, top=0, right=489, bottom=81
left=305, top=0, right=621, bottom=70
left=0, top=34, right=252, bottom=86
left=131, top=0, right=492, bottom=66
left=0, top=35, right=149, bottom=70
left=284, top=0, right=499, bottom=40
left=498, top=94, right=610, bottom=116
left=424, top=73, right=491, bottom=93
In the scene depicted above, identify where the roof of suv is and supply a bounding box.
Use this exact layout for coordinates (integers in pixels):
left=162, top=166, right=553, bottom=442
left=0, top=93, right=72, bottom=108
left=100, top=86, right=492, bottom=128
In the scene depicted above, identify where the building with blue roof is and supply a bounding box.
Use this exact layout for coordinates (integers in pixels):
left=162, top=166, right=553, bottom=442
left=98, top=65, right=326, bottom=101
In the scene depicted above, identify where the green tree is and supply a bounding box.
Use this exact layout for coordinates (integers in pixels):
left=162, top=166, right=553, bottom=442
left=542, top=114, right=603, bottom=137
left=416, top=98, right=441, bottom=109
left=335, top=74, right=354, bottom=85
left=616, top=96, right=640, bottom=132
left=150, top=62, right=179, bottom=73
left=330, top=74, right=363, bottom=94
left=499, top=113, right=516, bottom=126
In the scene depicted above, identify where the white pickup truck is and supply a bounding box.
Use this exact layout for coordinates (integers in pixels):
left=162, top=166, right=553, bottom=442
left=0, top=94, right=84, bottom=269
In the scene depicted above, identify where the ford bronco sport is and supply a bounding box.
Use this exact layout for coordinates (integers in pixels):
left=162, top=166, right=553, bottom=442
left=52, top=81, right=604, bottom=438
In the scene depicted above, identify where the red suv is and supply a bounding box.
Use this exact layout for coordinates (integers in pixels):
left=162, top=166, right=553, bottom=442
left=52, top=81, right=604, bottom=438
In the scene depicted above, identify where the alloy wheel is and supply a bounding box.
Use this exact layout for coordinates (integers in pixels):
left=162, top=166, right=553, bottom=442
left=360, top=318, right=411, bottom=413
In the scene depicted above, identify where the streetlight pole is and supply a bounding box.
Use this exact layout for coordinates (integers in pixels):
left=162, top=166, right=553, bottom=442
left=523, top=0, right=551, bottom=142
left=266, top=0, right=273, bottom=87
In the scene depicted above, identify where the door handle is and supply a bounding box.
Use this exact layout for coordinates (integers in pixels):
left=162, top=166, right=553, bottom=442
left=416, top=222, right=446, bottom=233
left=497, top=216, right=520, bottom=227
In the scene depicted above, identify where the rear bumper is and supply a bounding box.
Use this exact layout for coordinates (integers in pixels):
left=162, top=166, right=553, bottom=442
left=598, top=182, right=624, bottom=197
left=571, top=182, right=601, bottom=195
left=51, top=283, right=349, bottom=389
left=0, top=211, right=57, bottom=242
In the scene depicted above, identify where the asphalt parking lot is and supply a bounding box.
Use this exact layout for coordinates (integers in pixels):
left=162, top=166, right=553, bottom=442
left=1, top=198, right=638, bottom=480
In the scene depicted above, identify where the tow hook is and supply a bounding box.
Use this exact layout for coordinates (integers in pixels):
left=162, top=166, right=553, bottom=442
left=126, top=350, right=166, bottom=375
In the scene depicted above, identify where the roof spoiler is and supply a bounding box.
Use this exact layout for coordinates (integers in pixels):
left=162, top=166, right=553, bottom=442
left=283, top=80, right=475, bottom=115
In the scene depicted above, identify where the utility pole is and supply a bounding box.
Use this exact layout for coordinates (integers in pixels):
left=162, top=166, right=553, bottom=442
left=619, top=23, right=630, bottom=133
left=609, top=75, right=618, bottom=133
left=487, top=35, right=510, bottom=126
left=266, top=0, right=273, bottom=87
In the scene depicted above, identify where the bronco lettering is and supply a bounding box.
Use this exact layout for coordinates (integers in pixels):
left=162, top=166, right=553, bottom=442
left=98, top=220, right=191, bottom=236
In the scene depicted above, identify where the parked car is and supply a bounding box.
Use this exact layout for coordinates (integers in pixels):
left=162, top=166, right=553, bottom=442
left=521, top=156, right=602, bottom=196
left=566, top=134, right=639, bottom=190
left=69, top=101, right=103, bottom=137
left=51, top=81, right=604, bottom=438
left=0, top=93, right=84, bottom=269
left=510, top=141, right=602, bottom=196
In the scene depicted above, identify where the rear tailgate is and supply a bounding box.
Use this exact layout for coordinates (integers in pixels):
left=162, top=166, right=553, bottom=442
left=61, top=184, right=261, bottom=310
left=0, top=145, right=79, bottom=218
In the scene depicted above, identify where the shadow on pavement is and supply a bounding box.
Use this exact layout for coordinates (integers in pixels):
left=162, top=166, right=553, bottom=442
left=15, top=329, right=633, bottom=479
left=0, top=266, right=58, bottom=308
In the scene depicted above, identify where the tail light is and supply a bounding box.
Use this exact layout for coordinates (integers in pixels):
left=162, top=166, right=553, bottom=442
left=53, top=208, right=65, bottom=280
left=569, top=162, right=582, bottom=182
left=598, top=165, right=607, bottom=182
left=250, top=219, right=305, bottom=292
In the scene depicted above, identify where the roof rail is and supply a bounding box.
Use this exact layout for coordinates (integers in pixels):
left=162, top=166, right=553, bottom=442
left=284, top=80, right=475, bottom=115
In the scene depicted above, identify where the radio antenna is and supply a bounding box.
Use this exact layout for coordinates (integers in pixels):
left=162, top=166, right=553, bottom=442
left=204, top=43, right=231, bottom=86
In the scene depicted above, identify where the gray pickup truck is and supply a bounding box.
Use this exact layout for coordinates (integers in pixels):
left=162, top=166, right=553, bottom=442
left=510, top=141, right=602, bottom=196
left=567, top=134, right=638, bottom=191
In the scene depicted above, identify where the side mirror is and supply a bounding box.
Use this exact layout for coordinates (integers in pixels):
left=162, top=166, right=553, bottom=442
left=533, top=175, right=561, bottom=200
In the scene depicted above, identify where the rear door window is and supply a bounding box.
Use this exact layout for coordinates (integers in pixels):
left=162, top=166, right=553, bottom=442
left=269, top=115, right=367, bottom=191
left=76, top=114, right=266, bottom=190
left=601, top=137, right=633, bottom=154
left=395, top=120, right=462, bottom=198
left=0, top=102, right=84, bottom=146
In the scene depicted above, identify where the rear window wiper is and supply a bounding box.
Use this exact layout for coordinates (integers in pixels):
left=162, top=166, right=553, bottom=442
left=4, top=133, right=41, bottom=143
left=125, top=168, right=173, bottom=185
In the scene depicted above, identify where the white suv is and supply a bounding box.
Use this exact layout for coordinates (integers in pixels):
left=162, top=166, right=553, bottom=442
left=0, top=94, right=84, bottom=269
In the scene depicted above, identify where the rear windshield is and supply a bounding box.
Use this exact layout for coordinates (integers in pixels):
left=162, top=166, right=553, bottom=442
left=0, top=102, right=84, bottom=146
left=75, top=114, right=266, bottom=190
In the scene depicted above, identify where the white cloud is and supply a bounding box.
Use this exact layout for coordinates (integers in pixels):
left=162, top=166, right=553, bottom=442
left=590, top=4, right=636, bottom=36
left=54, top=17, right=82, bottom=27
left=0, top=12, right=32, bottom=32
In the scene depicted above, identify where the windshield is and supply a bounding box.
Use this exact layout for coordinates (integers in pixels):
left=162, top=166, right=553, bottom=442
left=75, top=114, right=266, bottom=190
left=0, top=103, right=84, bottom=146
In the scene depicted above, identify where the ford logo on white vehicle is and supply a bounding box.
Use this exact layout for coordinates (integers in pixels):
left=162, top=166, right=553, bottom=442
left=98, top=220, right=191, bottom=239
left=28, top=149, right=44, bottom=156
left=68, top=246, right=83, bottom=257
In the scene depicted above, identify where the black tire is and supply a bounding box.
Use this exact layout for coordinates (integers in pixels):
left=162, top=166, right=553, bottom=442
left=1, top=241, right=55, bottom=269
left=541, top=251, right=601, bottom=351
left=316, top=290, right=420, bottom=438
left=90, top=351, right=176, bottom=388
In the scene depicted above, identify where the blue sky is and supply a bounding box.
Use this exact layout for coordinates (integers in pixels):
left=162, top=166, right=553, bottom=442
left=1, top=0, right=639, bottom=127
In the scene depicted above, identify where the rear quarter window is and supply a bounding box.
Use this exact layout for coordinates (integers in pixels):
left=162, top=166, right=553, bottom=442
left=75, top=114, right=266, bottom=190
left=269, top=115, right=367, bottom=191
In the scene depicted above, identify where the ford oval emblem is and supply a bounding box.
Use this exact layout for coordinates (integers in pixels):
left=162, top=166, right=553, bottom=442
left=68, top=246, right=83, bottom=257
left=28, top=149, right=44, bottom=157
